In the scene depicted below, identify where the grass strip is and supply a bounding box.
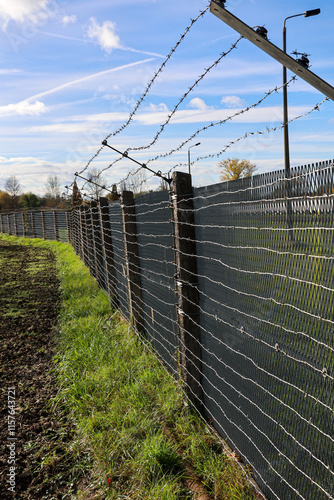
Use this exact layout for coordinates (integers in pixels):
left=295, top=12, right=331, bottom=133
left=1, top=234, right=258, bottom=499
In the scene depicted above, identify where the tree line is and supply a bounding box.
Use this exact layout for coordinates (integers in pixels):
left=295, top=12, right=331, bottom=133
left=0, top=175, right=68, bottom=211
left=1, top=159, right=257, bottom=211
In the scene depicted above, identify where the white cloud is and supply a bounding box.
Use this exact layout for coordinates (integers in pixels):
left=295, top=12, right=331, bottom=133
left=87, top=17, right=122, bottom=53
left=0, top=69, right=23, bottom=75
left=0, top=100, right=48, bottom=117
left=189, top=97, right=211, bottom=111
left=221, top=95, right=246, bottom=108
left=0, top=0, right=50, bottom=30
left=62, top=14, right=76, bottom=26
left=149, top=103, right=169, bottom=112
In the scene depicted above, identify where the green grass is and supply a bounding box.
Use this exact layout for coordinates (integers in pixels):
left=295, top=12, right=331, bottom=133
left=0, top=234, right=258, bottom=499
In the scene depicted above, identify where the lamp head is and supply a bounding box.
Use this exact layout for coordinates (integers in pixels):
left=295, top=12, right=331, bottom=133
left=304, top=8, right=321, bottom=17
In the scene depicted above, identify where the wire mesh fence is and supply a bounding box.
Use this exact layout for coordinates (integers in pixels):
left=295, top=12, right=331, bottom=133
left=1, top=160, right=333, bottom=500
left=0, top=209, right=69, bottom=242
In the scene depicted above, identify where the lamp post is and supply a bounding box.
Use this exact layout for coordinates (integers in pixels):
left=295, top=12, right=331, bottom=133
left=283, top=8, right=321, bottom=179
left=282, top=8, right=320, bottom=240
left=188, top=142, right=201, bottom=175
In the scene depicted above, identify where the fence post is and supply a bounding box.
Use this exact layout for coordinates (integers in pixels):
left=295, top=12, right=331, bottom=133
left=121, top=190, right=144, bottom=334
left=13, top=213, right=18, bottom=236
left=99, top=197, right=118, bottom=308
left=90, top=200, right=106, bottom=290
left=78, top=206, right=85, bottom=262
left=66, top=211, right=72, bottom=245
left=0, top=214, right=3, bottom=233
left=171, top=171, right=203, bottom=414
left=21, top=213, right=26, bottom=238
left=41, top=212, right=45, bottom=239
left=74, top=208, right=81, bottom=255
left=6, top=215, right=10, bottom=235
left=31, top=212, right=36, bottom=238
left=84, top=205, right=95, bottom=276
left=53, top=211, right=59, bottom=241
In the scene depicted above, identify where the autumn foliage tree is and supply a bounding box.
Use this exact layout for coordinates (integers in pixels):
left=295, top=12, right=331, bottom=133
left=218, top=158, right=257, bottom=182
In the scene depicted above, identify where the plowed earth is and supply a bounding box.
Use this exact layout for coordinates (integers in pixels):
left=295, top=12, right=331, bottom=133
left=0, top=242, right=81, bottom=499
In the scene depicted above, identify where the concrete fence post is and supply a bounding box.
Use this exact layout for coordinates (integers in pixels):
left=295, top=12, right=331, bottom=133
left=66, top=211, right=72, bottom=245
left=78, top=206, right=85, bottom=262
left=84, top=204, right=96, bottom=277
left=31, top=212, right=36, bottom=238
left=121, top=190, right=144, bottom=334
left=171, top=171, right=203, bottom=414
left=53, top=211, right=59, bottom=241
left=41, top=212, right=46, bottom=239
left=90, top=200, right=106, bottom=290
left=13, top=213, right=18, bottom=236
left=99, top=197, right=118, bottom=308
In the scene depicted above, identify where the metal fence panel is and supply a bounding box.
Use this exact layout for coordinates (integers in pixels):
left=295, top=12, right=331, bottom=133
left=108, top=202, right=129, bottom=320
left=55, top=212, right=68, bottom=242
left=193, top=161, right=334, bottom=500
left=135, top=190, right=178, bottom=376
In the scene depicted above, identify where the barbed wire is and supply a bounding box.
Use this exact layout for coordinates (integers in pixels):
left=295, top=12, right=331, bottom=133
left=95, top=34, right=244, bottom=185
left=99, top=85, right=327, bottom=193
left=169, top=96, right=330, bottom=171
left=98, top=76, right=295, bottom=190
left=145, top=76, right=297, bottom=165
left=75, top=4, right=211, bottom=179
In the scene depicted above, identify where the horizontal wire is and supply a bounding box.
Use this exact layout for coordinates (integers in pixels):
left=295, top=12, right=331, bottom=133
left=169, top=97, right=330, bottom=171
left=76, top=4, right=211, bottom=179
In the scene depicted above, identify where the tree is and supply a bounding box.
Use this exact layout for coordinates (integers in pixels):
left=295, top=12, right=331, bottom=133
left=120, top=170, right=148, bottom=197
left=218, top=158, right=257, bottom=182
left=106, top=184, right=120, bottom=202
left=20, top=193, right=42, bottom=208
left=44, top=175, right=61, bottom=207
left=5, top=175, right=21, bottom=197
left=4, top=175, right=21, bottom=208
left=86, top=168, right=106, bottom=200
left=71, top=180, right=83, bottom=207
left=0, top=191, right=12, bottom=210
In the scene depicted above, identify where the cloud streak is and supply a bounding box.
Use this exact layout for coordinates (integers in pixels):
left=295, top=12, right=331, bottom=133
left=25, top=58, right=156, bottom=102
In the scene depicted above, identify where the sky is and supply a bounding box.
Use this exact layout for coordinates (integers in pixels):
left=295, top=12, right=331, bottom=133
left=0, top=0, right=333, bottom=196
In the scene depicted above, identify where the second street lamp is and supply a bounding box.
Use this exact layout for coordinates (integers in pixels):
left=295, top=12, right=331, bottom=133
left=283, top=8, right=321, bottom=179
left=188, top=142, right=201, bottom=175
left=282, top=8, right=320, bottom=240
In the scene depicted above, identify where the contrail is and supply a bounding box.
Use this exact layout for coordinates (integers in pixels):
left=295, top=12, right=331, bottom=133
left=26, top=58, right=156, bottom=102
left=39, top=31, right=165, bottom=58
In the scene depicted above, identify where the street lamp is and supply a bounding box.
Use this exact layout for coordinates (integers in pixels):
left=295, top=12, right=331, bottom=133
left=282, top=8, right=320, bottom=240
left=282, top=8, right=321, bottom=179
left=188, top=142, right=201, bottom=175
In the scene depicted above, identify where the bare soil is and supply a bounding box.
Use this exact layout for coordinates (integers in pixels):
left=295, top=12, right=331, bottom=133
left=0, top=242, right=84, bottom=499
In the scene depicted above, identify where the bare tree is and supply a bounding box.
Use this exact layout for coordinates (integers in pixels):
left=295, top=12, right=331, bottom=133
left=44, top=175, right=61, bottom=199
left=121, top=169, right=148, bottom=196
left=5, top=175, right=21, bottom=208
left=5, top=175, right=21, bottom=197
left=86, top=168, right=106, bottom=200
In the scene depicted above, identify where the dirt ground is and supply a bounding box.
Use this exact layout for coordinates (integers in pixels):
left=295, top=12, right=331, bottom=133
left=0, top=242, right=82, bottom=499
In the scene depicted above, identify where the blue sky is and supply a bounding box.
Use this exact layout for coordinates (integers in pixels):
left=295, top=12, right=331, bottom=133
left=0, top=0, right=333, bottom=196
